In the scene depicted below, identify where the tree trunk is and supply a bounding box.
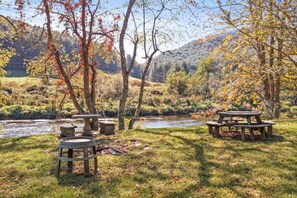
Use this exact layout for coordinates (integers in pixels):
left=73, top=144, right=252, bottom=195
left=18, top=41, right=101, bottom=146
left=118, top=74, right=129, bottom=130
left=128, top=49, right=157, bottom=129
left=90, top=64, right=98, bottom=129
left=118, top=0, right=136, bottom=130
left=274, top=38, right=283, bottom=118
left=81, top=0, right=95, bottom=115
left=269, top=34, right=275, bottom=116
left=43, top=0, right=84, bottom=114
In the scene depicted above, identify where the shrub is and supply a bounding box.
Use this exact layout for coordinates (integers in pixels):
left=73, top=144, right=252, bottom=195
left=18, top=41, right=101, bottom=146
left=166, top=71, right=188, bottom=95
left=26, top=85, right=46, bottom=93
left=228, top=106, right=239, bottom=111
left=151, top=89, right=163, bottom=95
left=141, top=106, right=160, bottom=116
left=2, top=87, right=12, bottom=94
left=163, top=97, right=172, bottom=105
left=290, top=106, right=297, bottom=116
left=161, top=106, right=175, bottom=115
left=280, top=101, right=291, bottom=112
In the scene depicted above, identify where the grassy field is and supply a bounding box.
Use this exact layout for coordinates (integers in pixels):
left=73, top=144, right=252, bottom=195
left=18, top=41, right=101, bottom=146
left=0, top=120, right=296, bottom=197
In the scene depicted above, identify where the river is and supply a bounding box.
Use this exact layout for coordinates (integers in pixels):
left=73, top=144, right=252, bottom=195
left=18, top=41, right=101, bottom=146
left=0, top=116, right=205, bottom=138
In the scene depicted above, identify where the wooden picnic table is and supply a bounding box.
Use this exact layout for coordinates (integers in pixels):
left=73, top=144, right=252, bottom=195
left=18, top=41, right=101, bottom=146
left=207, top=111, right=275, bottom=141
left=72, top=114, right=102, bottom=136
left=211, top=111, right=275, bottom=141
left=217, top=111, right=262, bottom=125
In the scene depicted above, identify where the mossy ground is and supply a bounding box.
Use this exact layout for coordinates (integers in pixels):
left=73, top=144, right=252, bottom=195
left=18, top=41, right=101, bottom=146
left=0, top=120, right=296, bottom=197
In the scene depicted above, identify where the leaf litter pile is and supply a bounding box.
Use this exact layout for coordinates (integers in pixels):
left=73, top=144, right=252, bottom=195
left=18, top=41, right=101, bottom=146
left=96, top=138, right=144, bottom=155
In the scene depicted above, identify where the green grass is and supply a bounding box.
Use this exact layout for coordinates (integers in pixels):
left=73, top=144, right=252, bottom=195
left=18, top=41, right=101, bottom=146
left=0, top=121, right=297, bottom=197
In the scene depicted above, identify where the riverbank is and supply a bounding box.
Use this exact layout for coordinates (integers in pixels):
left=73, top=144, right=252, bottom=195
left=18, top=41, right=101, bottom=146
left=0, top=120, right=296, bottom=197
left=0, top=77, right=212, bottom=120
left=0, top=116, right=204, bottom=138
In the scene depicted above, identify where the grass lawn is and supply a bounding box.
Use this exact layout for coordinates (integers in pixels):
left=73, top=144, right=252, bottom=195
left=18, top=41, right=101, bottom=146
left=0, top=120, right=296, bottom=197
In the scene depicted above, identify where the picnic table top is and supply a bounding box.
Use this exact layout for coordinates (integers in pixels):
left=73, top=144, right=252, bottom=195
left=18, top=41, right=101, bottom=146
left=72, top=114, right=102, bottom=119
left=217, top=111, right=262, bottom=117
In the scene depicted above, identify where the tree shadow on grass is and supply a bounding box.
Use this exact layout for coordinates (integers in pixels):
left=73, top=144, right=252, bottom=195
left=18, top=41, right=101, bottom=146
left=137, top=128, right=296, bottom=197
left=219, top=130, right=285, bottom=143
left=138, top=129, right=211, bottom=184
left=0, top=134, right=58, bottom=153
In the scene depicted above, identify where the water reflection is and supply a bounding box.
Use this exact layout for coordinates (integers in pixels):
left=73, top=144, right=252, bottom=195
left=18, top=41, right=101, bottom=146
left=135, top=116, right=204, bottom=129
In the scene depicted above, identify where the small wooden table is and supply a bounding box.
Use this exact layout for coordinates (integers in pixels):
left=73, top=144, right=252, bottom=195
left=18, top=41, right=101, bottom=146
left=72, top=114, right=102, bottom=136
left=57, top=137, right=97, bottom=177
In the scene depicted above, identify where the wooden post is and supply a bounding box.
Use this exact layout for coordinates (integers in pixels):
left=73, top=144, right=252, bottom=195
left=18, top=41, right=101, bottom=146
left=214, top=126, right=220, bottom=137
left=56, top=148, right=63, bottom=177
left=83, top=148, right=90, bottom=176
left=267, top=126, right=273, bottom=139
left=241, top=128, right=245, bottom=141
left=67, top=149, right=73, bottom=173
left=208, top=125, right=213, bottom=135
left=260, top=128, right=266, bottom=140
left=93, top=146, right=98, bottom=175
left=250, top=130, right=255, bottom=141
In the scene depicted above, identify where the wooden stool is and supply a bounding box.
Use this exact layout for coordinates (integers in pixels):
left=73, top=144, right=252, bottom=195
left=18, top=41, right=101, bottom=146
left=99, top=121, right=116, bottom=135
left=57, top=137, right=98, bottom=177
left=60, top=125, right=77, bottom=137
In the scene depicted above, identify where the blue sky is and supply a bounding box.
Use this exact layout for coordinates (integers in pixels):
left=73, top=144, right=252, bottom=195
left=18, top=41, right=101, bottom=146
left=0, top=0, right=223, bottom=62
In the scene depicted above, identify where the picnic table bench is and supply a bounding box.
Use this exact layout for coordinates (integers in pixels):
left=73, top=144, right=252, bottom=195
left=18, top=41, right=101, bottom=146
left=207, top=111, right=276, bottom=141
left=234, top=123, right=274, bottom=141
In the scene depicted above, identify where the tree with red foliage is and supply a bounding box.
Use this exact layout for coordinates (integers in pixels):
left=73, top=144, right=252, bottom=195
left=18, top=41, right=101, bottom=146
left=41, top=0, right=119, bottom=125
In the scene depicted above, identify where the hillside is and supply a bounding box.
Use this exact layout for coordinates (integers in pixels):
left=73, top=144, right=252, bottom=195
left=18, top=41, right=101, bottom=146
left=0, top=19, right=120, bottom=76
left=149, top=34, right=227, bottom=82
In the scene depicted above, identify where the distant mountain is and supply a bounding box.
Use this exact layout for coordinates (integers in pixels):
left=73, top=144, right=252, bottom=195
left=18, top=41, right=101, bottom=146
left=0, top=18, right=120, bottom=77
left=149, top=33, right=228, bottom=82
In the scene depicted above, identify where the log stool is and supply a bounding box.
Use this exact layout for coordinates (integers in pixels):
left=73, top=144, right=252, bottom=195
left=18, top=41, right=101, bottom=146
left=99, top=121, right=116, bottom=135
left=60, top=125, right=77, bottom=137
left=56, top=137, right=98, bottom=177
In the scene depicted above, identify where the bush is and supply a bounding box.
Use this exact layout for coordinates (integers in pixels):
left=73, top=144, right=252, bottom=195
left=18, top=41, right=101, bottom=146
left=280, top=101, right=291, bottom=112
left=228, top=106, right=239, bottom=111
left=290, top=106, right=297, bottom=116
left=160, top=105, right=175, bottom=115
left=166, top=71, right=188, bottom=95
left=2, top=87, right=12, bottom=94
left=151, top=89, right=163, bottom=95
left=26, top=85, right=45, bottom=93
left=141, top=106, right=160, bottom=116
left=0, top=105, right=57, bottom=119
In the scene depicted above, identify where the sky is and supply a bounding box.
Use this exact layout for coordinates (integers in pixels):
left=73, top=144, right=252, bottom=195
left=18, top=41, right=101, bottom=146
left=0, top=0, right=224, bottom=63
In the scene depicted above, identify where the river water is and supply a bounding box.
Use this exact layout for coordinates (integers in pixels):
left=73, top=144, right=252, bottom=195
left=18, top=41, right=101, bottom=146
left=0, top=116, right=204, bottom=138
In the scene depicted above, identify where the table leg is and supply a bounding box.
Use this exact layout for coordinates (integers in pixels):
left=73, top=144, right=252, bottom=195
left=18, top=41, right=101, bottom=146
left=67, top=149, right=73, bottom=173
left=241, top=128, right=245, bottom=141
left=214, top=126, right=220, bottom=137
left=83, top=118, right=92, bottom=136
left=93, top=146, right=98, bottom=175
left=250, top=130, right=255, bottom=141
left=56, top=147, right=63, bottom=177
left=267, top=126, right=273, bottom=139
left=255, top=115, right=262, bottom=123
left=247, top=116, right=252, bottom=125
left=260, top=127, right=266, bottom=140
left=83, top=148, right=90, bottom=176
left=208, top=125, right=213, bottom=135
left=218, top=115, right=224, bottom=123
